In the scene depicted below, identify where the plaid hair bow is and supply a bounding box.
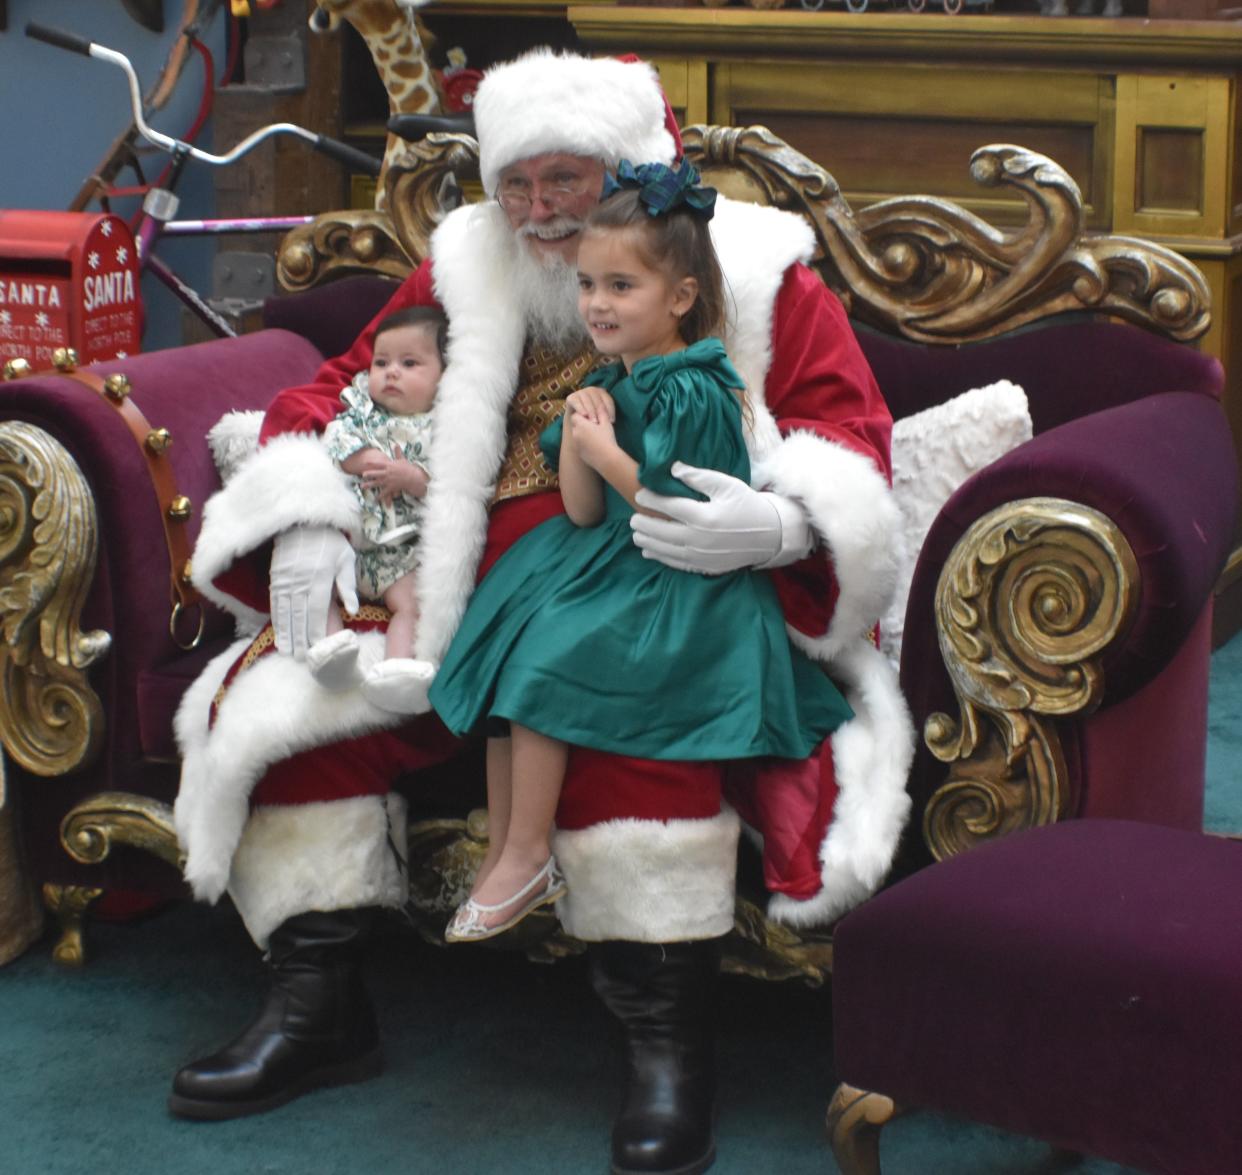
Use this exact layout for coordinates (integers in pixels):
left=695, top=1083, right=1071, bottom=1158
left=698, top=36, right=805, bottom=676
left=602, top=159, right=717, bottom=220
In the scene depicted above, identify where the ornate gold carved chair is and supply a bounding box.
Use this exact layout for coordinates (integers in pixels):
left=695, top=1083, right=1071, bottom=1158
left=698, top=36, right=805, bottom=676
left=0, top=127, right=1233, bottom=974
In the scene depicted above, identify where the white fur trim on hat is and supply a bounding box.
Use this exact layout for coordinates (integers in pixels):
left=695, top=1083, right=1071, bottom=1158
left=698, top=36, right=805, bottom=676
left=474, top=50, right=677, bottom=196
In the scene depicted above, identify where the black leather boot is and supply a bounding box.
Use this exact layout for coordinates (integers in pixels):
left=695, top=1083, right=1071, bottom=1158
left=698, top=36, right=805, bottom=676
left=591, top=939, right=720, bottom=1175
left=168, top=908, right=382, bottom=1120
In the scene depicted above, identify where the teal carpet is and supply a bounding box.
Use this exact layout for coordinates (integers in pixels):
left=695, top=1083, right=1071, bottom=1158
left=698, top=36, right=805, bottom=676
left=4, top=634, right=1241, bottom=1175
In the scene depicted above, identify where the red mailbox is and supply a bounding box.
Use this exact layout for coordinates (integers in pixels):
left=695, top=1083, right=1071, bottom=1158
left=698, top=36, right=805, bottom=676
left=0, top=210, right=143, bottom=370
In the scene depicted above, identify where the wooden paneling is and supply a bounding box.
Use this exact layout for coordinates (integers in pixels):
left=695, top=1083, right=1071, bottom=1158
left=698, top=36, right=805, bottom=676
left=1114, top=74, right=1232, bottom=238
left=1138, top=127, right=1205, bottom=214
left=705, top=60, right=1113, bottom=224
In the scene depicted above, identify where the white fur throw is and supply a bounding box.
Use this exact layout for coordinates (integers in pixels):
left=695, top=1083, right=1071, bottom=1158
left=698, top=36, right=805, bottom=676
left=880, top=380, right=1032, bottom=665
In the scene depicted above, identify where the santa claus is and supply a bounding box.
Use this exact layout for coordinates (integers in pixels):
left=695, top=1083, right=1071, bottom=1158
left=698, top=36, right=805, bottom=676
left=169, top=48, right=912, bottom=1175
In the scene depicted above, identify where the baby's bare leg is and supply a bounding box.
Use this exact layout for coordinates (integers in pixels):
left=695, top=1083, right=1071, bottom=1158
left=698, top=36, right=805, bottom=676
left=381, top=570, right=419, bottom=661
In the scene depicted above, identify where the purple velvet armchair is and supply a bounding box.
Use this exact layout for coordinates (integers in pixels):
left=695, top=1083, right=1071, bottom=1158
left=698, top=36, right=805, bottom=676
left=0, top=130, right=1234, bottom=972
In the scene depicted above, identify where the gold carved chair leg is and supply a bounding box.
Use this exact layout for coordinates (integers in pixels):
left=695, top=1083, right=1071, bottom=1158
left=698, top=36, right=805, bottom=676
left=826, top=1083, right=897, bottom=1175
left=41, top=792, right=182, bottom=966
left=42, top=883, right=103, bottom=967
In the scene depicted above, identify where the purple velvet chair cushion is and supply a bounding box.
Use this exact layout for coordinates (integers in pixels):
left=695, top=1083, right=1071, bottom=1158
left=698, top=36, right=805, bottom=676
left=833, top=820, right=1242, bottom=1175
left=263, top=274, right=401, bottom=360
left=858, top=318, right=1224, bottom=432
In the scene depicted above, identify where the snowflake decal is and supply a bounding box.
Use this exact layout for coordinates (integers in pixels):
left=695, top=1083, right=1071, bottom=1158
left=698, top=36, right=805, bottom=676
left=116, top=246, right=129, bottom=265
left=88, top=251, right=100, bottom=270
left=0, top=311, right=10, bottom=326
left=35, top=312, right=49, bottom=328
left=115, top=350, right=129, bottom=359
left=101, top=220, right=113, bottom=237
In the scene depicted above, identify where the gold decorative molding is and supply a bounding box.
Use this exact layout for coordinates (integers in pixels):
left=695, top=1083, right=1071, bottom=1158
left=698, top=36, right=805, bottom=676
left=277, top=209, right=413, bottom=293
left=386, top=134, right=480, bottom=270
left=923, top=498, right=1139, bottom=860
left=42, top=882, right=103, bottom=967
left=825, top=1083, right=898, bottom=1175
left=60, top=791, right=181, bottom=871
left=0, top=423, right=110, bottom=779
left=277, top=128, right=1208, bottom=347
left=726, top=896, right=832, bottom=986
left=682, top=128, right=1210, bottom=344
left=569, top=8, right=1242, bottom=69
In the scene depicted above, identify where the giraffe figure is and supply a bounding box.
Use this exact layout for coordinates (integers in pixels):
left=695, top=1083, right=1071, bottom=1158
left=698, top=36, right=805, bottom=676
left=310, top=0, right=442, bottom=211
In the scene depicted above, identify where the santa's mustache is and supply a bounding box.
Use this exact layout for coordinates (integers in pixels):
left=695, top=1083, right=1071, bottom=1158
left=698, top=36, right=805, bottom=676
left=518, top=216, right=585, bottom=242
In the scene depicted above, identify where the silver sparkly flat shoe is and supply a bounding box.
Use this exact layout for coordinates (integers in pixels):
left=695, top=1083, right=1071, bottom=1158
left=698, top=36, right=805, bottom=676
left=444, top=856, right=567, bottom=943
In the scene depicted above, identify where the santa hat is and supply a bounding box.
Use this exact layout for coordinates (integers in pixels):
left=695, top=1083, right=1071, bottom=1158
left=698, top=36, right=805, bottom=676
left=473, top=49, right=680, bottom=196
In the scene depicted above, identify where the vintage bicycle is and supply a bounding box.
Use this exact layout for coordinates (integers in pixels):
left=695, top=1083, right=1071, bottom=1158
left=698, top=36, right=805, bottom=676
left=23, top=21, right=381, bottom=342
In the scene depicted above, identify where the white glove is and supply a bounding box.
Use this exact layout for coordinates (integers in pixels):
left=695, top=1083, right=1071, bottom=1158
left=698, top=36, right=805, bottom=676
left=269, top=525, right=359, bottom=658
left=631, top=462, right=814, bottom=575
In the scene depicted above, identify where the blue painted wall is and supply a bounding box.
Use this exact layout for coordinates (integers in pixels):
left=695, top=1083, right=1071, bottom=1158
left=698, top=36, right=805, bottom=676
left=0, top=1, right=228, bottom=351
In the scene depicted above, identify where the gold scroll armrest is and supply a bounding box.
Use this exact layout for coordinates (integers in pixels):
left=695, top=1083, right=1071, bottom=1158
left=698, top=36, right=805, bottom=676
left=922, top=497, right=1139, bottom=861
left=0, top=421, right=110, bottom=784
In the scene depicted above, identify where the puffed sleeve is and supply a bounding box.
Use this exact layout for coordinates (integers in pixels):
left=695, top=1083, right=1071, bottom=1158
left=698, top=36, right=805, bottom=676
left=638, top=370, right=750, bottom=500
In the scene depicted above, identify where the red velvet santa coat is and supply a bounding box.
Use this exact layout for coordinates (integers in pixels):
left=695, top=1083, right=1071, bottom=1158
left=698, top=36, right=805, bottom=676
left=175, top=197, right=913, bottom=948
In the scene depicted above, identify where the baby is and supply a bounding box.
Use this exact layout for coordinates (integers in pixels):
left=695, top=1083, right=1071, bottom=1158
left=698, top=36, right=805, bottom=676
left=308, top=306, right=442, bottom=712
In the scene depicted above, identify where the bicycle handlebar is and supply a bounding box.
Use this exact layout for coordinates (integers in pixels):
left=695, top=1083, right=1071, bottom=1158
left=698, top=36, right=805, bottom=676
left=312, top=136, right=383, bottom=178
left=25, top=22, right=94, bottom=56
left=25, top=21, right=380, bottom=178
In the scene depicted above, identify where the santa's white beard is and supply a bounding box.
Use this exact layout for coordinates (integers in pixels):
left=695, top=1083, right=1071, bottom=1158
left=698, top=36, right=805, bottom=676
left=512, top=221, right=590, bottom=352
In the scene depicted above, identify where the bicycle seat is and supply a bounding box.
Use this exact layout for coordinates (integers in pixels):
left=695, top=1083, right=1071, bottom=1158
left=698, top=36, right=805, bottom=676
left=387, top=113, right=476, bottom=142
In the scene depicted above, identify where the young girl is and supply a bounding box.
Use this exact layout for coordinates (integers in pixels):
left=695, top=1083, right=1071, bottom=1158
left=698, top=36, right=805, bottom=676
left=428, top=160, right=854, bottom=942
left=309, top=307, right=443, bottom=704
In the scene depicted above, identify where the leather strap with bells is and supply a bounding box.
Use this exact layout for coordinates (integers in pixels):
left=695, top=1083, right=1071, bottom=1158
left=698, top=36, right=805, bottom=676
left=36, top=350, right=205, bottom=651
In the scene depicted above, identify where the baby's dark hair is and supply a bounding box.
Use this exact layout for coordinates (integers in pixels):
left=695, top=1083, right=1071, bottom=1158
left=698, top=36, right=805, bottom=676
left=584, top=187, right=729, bottom=346
left=374, top=305, right=448, bottom=361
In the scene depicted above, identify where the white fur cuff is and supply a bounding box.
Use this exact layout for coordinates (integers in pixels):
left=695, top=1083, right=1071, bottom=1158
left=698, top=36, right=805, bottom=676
left=767, top=640, right=913, bottom=929
left=227, top=794, right=409, bottom=950
left=552, top=809, right=740, bottom=942
left=754, top=431, right=901, bottom=663
left=191, top=432, right=361, bottom=624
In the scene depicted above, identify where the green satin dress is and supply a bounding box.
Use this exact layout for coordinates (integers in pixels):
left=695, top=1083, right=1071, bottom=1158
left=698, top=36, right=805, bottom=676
left=428, top=338, right=853, bottom=761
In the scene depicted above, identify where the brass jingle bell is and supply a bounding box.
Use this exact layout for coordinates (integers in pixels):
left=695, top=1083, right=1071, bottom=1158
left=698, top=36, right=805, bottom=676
left=146, top=428, right=173, bottom=455
left=52, top=347, right=79, bottom=372
left=167, top=495, right=193, bottom=521
left=104, top=373, right=132, bottom=402
left=3, top=357, right=33, bottom=381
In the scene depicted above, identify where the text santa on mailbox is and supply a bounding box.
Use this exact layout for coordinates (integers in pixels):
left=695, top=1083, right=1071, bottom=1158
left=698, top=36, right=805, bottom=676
left=0, top=210, right=142, bottom=370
